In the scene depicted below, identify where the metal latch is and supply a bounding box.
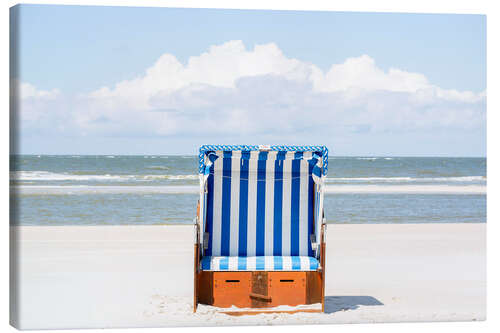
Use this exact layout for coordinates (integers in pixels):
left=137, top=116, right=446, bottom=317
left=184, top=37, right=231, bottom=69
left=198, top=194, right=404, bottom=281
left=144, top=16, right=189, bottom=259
left=310, top=234, right=318, bottom=251
left=203, top=232, right=209, bottom=250
left=249, top=293, right=272, bottom=302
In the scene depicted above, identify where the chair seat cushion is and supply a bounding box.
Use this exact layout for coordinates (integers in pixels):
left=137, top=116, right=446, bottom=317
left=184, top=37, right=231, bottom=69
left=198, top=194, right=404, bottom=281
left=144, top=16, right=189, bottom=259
left=200, top=256, right=319, bottom=271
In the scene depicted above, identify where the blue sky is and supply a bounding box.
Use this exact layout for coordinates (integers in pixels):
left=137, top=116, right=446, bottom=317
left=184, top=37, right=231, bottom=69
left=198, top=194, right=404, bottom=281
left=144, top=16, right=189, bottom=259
left=12, top=4, right=486, bottom=156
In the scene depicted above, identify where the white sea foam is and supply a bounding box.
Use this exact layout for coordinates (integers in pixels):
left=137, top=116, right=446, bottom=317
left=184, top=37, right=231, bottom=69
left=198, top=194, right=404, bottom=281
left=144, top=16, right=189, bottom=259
left=13, top=184, right=485, bottom=195
left=327, top=176, right=412, bottom=182
left=143, top=175, right=198, bottom=180
left=11, top=171, right=127, bottom=181
left=14, top=185, right=199, bottom=195
left=325, top=185, right=486, bottom=194
left=10, top=171, right=198, bottom=182
left=325, top=176, right=486, bottom=183
left=146, top=165, right=170, bottom=170
left=12, top=171, right=486, bottom=185
left=355, top=157, right=396, bottom=160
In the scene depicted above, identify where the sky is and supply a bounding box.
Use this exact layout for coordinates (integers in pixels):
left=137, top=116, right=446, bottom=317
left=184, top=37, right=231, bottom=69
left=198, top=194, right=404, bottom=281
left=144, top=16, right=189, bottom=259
left=11, top=4, right=486, bottom=156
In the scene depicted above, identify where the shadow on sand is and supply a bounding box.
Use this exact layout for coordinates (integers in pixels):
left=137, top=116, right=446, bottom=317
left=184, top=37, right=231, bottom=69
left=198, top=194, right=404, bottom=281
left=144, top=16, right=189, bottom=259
left=324, top=296, right=384, bottom=314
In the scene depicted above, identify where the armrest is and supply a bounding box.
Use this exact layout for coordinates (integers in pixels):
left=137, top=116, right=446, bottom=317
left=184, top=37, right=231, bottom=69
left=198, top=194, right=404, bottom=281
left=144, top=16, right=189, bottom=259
left=310, top=234, right=319, bottom=251
left=311, top=217, right=327, bottom=260
left=321, top=219, right=327, bottom=243
left=194, top=219, right=199, bottom=244
left=203, top=233, right=209, bottom=250
left=194, top=200, right=200, bottom=244
left=196, top=199, right=200, bottom=222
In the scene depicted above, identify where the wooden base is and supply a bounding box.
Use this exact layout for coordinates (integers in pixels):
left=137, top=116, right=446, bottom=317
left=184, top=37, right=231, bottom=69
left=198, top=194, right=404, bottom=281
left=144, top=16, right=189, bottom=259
left=196, top=270, right=323, bottom=311
left=221, top=309, right=322, bottom=316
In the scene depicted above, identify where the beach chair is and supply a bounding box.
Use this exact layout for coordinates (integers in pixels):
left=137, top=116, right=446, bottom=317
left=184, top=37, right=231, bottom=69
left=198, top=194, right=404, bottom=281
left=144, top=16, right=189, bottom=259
left=194, top=145, right=328, bottom=314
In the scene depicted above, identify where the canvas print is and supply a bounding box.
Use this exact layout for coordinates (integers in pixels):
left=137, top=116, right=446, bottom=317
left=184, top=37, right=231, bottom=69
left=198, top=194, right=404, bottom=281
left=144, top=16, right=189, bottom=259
left=9, top=4, right=486, bottom=329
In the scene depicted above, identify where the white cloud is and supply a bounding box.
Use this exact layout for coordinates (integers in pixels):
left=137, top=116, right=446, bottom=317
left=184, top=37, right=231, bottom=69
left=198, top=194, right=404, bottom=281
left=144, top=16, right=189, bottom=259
left=12, top=80, right=70, bottom=133
left=313, top=55, right=430, bottom=93
left=17, top=40, right=486, bottom=141
left=18, top=81, right=60, bottom=100
left=87, top=40, right=310, bottom=111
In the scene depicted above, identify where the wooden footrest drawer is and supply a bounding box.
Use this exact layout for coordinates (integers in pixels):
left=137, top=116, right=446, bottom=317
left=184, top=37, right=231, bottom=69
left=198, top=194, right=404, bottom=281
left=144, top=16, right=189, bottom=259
left=269, top=272, right=307, bottom=306
left=198, top=271, right=322, bottom=308
left=213, top=272, right=252, bottom=308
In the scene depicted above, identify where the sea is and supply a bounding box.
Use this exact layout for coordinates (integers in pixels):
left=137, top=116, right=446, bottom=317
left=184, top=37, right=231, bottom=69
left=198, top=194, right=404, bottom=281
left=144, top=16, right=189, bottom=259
left=10, top=155, right=486, bottom=226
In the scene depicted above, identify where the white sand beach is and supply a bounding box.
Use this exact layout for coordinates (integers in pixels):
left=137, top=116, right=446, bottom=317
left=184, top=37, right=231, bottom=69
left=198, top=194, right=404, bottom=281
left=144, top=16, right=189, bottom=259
left=10, top=223, right=486, bottom=329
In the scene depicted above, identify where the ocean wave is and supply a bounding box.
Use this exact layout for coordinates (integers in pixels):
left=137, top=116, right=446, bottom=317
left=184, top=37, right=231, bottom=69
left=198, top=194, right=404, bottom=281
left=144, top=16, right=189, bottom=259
left=146, top=165, right=170, bottom=170
left=324, top=185, right=486, bottom=195
left=142, top=175, right=198, bottom=180
left=354, top=157, right=397, bottom=160
left=10, top=171, right=198, bottom=182
left=14, top=185, right=199, bottom=195
left=11, top=171, right=127, bottom=181
left=12, top=184, right=485, bottom=195
left=325, top=176, right=486, bottom=183
left=11, top=171, right=486, bottom=184
left=355, top=157, right=395, bottom=161
left=327, top=176, right=412, bottom=182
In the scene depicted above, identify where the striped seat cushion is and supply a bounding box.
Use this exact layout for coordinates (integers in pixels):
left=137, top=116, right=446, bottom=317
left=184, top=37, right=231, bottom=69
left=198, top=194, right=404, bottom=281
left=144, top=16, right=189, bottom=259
left=200, top=256, right=319, bottom=271
left=204, top=151, right=317, bottom=258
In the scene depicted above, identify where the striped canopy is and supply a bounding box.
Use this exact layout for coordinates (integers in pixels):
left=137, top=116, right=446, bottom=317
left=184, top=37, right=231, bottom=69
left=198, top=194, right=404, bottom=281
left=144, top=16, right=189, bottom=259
left=198, top=145, right=328, bottom=270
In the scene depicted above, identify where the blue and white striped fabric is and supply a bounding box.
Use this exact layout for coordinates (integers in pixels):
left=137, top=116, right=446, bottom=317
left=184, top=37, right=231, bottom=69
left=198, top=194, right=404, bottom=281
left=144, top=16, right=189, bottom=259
left=200, top=256, right=319, bottom=271
left=198, top=145, right=329, bottom=176
left=204, top=150, right=318, bottom=258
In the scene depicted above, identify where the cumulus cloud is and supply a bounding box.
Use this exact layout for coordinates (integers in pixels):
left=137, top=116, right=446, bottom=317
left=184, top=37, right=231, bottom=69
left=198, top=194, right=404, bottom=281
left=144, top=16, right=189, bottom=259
left=11, top=79, right=74, bottom=136
left=16, top=40, right=486, bottom=140
left=18, top=82, right=60, bottom=100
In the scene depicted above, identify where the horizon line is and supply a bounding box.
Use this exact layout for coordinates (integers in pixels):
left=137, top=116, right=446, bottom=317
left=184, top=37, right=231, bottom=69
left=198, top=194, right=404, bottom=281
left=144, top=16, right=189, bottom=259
left=9, top=153, right=487, bottom=158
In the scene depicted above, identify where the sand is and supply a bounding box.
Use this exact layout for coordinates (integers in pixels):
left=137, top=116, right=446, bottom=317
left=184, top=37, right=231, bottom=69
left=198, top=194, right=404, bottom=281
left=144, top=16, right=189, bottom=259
left=10, top=223, right=486, bottom=329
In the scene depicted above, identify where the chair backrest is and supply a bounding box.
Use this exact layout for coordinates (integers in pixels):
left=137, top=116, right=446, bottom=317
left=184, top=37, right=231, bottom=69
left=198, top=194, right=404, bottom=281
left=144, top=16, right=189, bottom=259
left=203, top=150, right=320, bottom=257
